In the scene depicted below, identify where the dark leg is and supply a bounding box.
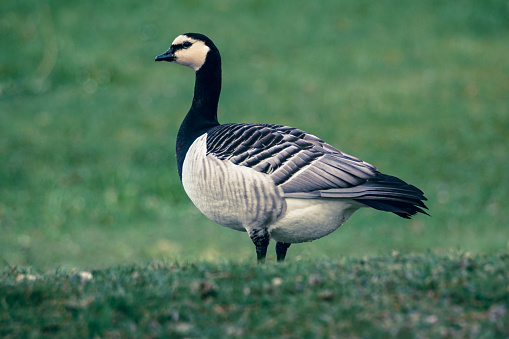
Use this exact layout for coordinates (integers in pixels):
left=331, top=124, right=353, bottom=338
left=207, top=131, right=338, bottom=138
left=249, top=228, right=270, bottom=263
left=275, top=242, right=291, bottom=262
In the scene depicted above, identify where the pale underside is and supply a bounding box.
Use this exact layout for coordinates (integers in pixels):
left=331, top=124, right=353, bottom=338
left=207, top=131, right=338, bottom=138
left=182, top=134, right=362, bottom=243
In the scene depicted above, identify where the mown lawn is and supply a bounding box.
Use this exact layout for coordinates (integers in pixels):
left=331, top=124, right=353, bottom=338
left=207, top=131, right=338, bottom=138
left=1, top=0, right=508, bottom=268
left=1, top=252, right=508, bottom=338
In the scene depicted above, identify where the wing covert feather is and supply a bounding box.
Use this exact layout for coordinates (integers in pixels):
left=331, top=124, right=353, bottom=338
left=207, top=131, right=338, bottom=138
left=206, top=123, right=376, bottom=194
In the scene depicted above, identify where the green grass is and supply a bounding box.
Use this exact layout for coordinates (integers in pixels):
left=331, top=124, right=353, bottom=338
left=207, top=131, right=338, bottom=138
left=1, top=252, right=508, bottom=338
left=1, top=0, right=509, bottom=269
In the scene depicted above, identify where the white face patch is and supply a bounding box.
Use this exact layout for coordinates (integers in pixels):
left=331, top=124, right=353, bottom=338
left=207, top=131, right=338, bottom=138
left=170, top=35, right=210, bottom=72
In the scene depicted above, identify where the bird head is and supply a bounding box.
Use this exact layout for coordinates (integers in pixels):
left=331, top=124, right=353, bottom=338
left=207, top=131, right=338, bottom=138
left=155, top=33, right=217, bottom=72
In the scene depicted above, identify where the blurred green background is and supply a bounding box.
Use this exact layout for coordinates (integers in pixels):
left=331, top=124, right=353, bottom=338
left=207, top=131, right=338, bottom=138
left=1, top=0, right=508, bottom=270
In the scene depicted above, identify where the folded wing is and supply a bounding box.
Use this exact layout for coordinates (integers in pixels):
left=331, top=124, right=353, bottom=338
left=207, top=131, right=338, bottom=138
left=206, top=123, right=428, bottom=218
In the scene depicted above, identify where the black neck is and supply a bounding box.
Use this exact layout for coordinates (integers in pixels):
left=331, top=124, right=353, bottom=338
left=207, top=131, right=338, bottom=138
left=186, top=53, right=221, bottom=130
left=176, top=50, right=222, bottom=179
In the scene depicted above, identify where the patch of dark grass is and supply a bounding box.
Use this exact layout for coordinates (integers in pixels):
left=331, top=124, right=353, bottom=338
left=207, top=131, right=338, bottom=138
left=1, top=252, right=508, bottom=338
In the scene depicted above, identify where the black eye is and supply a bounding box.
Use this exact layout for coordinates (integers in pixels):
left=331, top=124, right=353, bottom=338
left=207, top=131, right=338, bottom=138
left=182, top=41, right=192, bottom=49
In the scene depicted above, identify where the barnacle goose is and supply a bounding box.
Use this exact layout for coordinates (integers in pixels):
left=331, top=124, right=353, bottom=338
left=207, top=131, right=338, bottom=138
left=155, top=33, right=428, bottom=262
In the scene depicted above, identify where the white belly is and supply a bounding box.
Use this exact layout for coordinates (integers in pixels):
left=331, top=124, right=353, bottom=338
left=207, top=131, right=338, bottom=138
left=182, top=134, right=286, bottom=232
left=268, top=198, right=362, bottom=243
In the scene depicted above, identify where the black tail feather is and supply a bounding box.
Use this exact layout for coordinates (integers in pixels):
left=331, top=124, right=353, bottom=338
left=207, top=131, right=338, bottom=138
left=353, top=172, right=429, bottom=219
left=357, top=198, right=429, bottom=219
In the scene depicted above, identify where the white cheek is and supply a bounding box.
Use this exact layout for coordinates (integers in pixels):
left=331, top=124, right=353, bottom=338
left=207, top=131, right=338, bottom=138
left=176, top=44, right=210, bottom=71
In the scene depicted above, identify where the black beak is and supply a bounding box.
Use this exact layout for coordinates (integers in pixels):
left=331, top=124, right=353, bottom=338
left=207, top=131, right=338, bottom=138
left=155, top=47, right=176, bottom=62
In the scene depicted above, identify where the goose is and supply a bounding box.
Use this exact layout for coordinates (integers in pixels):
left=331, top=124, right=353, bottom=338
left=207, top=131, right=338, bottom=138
left=155, top=33, right=428, bottom=262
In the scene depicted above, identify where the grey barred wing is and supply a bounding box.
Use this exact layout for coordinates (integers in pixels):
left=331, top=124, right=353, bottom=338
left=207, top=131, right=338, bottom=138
left=205, top=123, right=377, bottom=196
